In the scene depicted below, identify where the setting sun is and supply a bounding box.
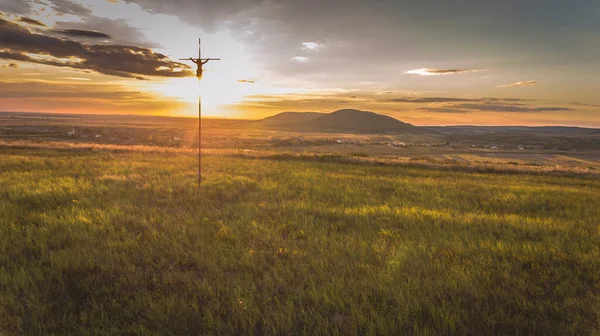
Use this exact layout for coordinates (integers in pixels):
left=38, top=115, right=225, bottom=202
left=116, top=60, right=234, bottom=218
left=154, top=76, right=255, bottom=114
left=136, top=37, right=263, bottom=118
left=145, top=75, right=268, bottom=118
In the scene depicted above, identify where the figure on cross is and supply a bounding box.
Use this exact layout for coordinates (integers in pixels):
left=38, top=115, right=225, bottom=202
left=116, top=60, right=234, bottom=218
left=185, top=58, right=212, bottom=78
left=180, top=39, right=220, bottom=79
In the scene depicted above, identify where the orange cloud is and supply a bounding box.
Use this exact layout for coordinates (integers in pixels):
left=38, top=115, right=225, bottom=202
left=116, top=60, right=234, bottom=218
left=498, top=80, right=538, bottom=87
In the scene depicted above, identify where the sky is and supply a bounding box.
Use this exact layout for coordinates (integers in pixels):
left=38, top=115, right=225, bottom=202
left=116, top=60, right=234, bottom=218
left=1, top=0, right=599, bottom=126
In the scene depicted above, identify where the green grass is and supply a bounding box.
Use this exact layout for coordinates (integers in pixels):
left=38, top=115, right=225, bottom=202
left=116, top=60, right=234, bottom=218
left=1, top=147, right=599, bottom=335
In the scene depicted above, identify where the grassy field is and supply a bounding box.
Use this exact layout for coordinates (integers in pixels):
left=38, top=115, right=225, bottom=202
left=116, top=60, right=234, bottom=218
left=1, top=145, right=599, bottom=335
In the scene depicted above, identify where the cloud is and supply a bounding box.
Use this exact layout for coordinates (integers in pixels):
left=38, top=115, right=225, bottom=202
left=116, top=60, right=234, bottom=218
left=18, top=16, right=45, bottom=26
left=122, top=0, right=493, bottom=84
left=482, top=97, right=534, bottom=102
left=291, top=56, right=309, bottom=63
left=0, top=80, right=145, bottom=99
left=237, top=79, right=255, bottom=83
left=54, top=29, right=111, bottom=39
left=459, top=103, right=571, bottom=112
left=0, top=0, right=31, bottom=14
left=53, top=16, right=155, bottom=47
left=419, top=107, right=469, bottom=113
left=0, top=18, right=192, bottom=79
left=244, top=92, right=550, bottom=112
left=46, top=0, right=92, bottom=16
left=98, top=0, right=600, bottom=90
left=65, top=77, right=91, bottom=81
left=420, top=102, right=573, bottom=113
left=497, top=80, right=538, bottom=87
left=571, top=101, right=600, bottom=108
left=228, top=90, right=581, bottom=121
left=382, top=96, right=535, bottom=105
left=302, top=42, right=322, bottom=51
left=382, top=97, right=477, bottom=103
left=0, top=63, right=18, bottom=68
left=405, top=68, right=484, bottom=76
left=0, top=80, right=187, bottom=113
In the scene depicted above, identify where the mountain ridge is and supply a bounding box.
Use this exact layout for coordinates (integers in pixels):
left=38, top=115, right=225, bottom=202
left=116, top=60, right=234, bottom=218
left=255, top=109, right=420, bottom=134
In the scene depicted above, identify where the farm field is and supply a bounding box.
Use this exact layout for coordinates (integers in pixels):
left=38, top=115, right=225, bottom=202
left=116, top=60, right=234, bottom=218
left=1, top=144, right=599, bottom=335
left=427, top=152, right=600, bottom=168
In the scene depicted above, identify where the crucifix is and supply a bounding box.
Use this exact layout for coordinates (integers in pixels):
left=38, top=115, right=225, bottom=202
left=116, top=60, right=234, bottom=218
left=180, top=39, right=221, bottom=187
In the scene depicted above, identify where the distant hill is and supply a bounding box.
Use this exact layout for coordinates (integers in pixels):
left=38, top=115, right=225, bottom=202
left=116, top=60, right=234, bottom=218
left=257, top=112, right=325, bottom=127
left=255, top=109, right=420, bottom=134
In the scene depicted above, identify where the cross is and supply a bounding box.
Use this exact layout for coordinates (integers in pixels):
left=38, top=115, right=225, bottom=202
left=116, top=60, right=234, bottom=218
left=179, top=39, right=221, bottom=188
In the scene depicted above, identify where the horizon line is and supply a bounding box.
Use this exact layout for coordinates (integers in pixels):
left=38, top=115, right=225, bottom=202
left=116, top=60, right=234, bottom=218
left=0, top=110, right=598, bottom=129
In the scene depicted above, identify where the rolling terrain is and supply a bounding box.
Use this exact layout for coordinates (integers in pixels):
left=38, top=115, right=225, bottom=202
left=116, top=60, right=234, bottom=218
left=1, top=111, right=600, bottom=334
left=1, top=111, right=599, bottom=167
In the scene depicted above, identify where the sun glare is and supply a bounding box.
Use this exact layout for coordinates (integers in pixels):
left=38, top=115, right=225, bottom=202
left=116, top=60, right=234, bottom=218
left=154, top=75, right=259, bottom=117
left=134, top=33, right=264, bottom=118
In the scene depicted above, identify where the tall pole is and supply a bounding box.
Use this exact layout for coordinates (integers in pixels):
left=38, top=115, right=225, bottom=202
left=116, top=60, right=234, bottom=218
left=198, top=84, right=202, bottom=187
left=197, top=39, right=202, bottom=187
left=180, top=39, right=221, bottom=188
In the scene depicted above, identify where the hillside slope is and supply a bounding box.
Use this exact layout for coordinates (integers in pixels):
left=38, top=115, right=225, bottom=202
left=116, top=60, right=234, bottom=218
left=256, top=112, right=325, bottom=127
left=256, top=109, right=420, bottom=134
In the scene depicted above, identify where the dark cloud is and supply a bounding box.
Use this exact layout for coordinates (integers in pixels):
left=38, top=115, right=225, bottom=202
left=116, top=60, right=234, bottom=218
left=482, top=97, right=534, bottom=102
left=241, top=93, right=357, bottom=110
left=247, top=93, right=548, bottom=111
left=420, top=102, right=574, bottom=113
left=383, top=96, right=536, bottom=105
left=54, top=29, right=111, bottom=39
left=123, top=0, right=491, bottom=83
left=120, top=0, right=600, bottom=88
left=53, top=16, right=155, bottom=47
left=419, top=107, right=469, bottom=113
left=405, top=68, right=484, bottom=76
left=498, top=80, right=538, bottom=87
left=18, top=16, right=45, bottom=26
left=9, top=62, right=18, bottom=68
left=46, top=0, right=92, bottom=16
left=0, top=0, right=31, bottom=14
left=458, top=103, right=571, bottom=112
left=383, top=97, right=477, bottom=103
left=0, top=62, right=19, bottom=68
left=232, top=91, right=581, bottom=119
left=571, top=101, right=600, bottom=108
left=429, top=69, right=476, bottom=75
left=0, top=18, right=192, bottom=79
left=0, top=51, right=32, bottom=62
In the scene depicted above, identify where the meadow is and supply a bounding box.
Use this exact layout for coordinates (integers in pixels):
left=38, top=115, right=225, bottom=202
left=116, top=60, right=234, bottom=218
left=1, top=145, right=599, bottom=335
